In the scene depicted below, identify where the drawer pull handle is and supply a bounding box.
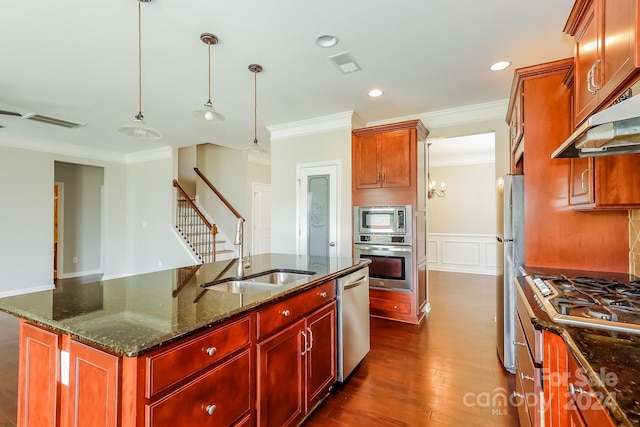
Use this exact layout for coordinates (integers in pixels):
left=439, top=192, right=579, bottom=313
left=513, top=391, right=524, bottom=399
left=520, top=372, right=534, bottom=382
left=282, top=309, right=291, bottom=317
left=319, top=291, right=327, bottom=298
left=205, top=404, right=217, bottom=415
left=513, top=340, right=527, bottom=347
left=569, top=383, right=595, bottom=397
left=206, top=347, right=217, bottom=357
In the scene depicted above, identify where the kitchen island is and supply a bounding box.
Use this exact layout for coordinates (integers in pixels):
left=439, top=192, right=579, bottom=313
left=516, top=271, right=640, bottom=427
left=0, top=253, right=368, bottom=427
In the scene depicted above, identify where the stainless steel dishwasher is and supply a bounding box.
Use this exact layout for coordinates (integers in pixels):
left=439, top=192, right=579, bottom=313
left=336, top=265, right=370, bottom=383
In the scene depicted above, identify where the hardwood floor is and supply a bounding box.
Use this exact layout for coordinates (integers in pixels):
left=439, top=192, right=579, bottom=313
left=0, top=271, right=518, bottom=427
left=304, top=270, right=519, bottom=427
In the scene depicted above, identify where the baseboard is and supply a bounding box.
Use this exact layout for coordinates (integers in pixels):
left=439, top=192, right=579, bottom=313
left=58, top=269, right=103, bottom=279
left=0, top=284, right=55, bottom=298
left=428, top=233, right=500, bottom=276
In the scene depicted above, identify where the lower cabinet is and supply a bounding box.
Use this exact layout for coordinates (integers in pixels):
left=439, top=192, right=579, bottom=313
left=17, top=321, right=120, bottom=427
left=256, top=301, right=336, bottom=427
left=16, top=281, right=338, bottom=427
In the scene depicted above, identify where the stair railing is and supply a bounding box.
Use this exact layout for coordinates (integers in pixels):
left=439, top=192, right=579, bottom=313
left=194, top=168, right=246, bottom=267
left=172, top=179, right=218, bottom=263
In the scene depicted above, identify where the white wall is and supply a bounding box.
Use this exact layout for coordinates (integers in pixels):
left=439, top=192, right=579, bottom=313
left=270, top=124, right=353, bottom=258
left=0, top=144, right=194, bottom=297
left=126, top=151, right=195, bottom=275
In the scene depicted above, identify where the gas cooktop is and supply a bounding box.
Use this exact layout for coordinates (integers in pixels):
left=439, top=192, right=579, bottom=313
left=527, top=273, right=640, bottom=334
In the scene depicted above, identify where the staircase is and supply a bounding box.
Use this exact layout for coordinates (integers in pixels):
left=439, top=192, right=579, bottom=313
left=175, top=198, right=234, bottom=263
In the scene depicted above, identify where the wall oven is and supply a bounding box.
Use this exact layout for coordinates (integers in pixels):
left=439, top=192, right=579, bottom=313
left=354, top=205, right=413, bottom=292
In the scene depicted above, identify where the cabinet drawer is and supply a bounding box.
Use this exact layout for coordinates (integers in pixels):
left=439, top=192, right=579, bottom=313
left=257, top=281, right=335, bottom=340
left=146, top=316, right=250, bottom=398
left=567, top=351, right=616, bottom=427
left=146, top=350, right=251, bottom=427
left=369, top=296, right=411, bottom=315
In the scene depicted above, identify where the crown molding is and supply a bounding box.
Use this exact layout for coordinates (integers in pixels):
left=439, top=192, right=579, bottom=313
left=267, top=111, right=355, bottom=141
left=366, top=99, right=509, bottom=129
left=0, top=134, right=127, bottom=163
left=125, top=146, right=173, bottom=164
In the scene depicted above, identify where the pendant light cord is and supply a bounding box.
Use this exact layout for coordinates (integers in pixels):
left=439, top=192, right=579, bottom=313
left=137, top=0, right=143, bottom=117
left=207, top=42, right=212, bottom=103
left=253, top=69, right=257, bottom=144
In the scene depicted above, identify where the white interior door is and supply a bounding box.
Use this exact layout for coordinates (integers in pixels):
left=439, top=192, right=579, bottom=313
left=296, top=162, right=339, bottom=258
left=252, top=182, right=271, bottom=255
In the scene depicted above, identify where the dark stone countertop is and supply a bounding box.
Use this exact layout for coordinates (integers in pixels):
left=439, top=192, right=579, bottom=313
left=0, top=253, right=368, bottom=357
left=518, top=267, right=640, bottom=426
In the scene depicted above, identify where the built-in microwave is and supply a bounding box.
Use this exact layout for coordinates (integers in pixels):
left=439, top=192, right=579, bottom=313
left=354, top=205, right=411, bottom=242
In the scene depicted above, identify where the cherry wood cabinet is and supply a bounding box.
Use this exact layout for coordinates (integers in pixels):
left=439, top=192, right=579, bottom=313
left=353, top=130, right=411, bottom=189
left=256, top=284, right=336, bottom=427
left=17, top=321, right=59, bottom=427
left=507, top=77, right=525, bottom=172
left=569, top=153, right=640, bottom=209
left=15, top=278, right=340, bottom=427
left=566, top=0, right=640, bottom=126
left=543, top=330, right=570, bottom=427
left=18, top=321, right=120, bottom=427
left=352, top=120, right=429, bottom=324
left=508, top=58, right=630, bottom=272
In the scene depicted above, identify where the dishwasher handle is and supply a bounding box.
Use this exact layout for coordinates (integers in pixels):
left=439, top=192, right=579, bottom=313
left=343, top=276, right=368, bottom=290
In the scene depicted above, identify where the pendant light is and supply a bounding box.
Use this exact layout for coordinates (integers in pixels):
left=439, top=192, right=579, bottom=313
left=192, top=33, right=225, bottom=122
left=247, top=64, right=267, bottom=154
left=118, top=0, right=162, bottom=139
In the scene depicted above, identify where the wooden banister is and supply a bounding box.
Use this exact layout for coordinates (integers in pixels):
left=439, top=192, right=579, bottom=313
left=194, top=167, right=244, bottom=220
left=172, top=179, right=218, bottom=235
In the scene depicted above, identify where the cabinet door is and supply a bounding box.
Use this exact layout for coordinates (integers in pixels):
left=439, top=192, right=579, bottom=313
left=569, top=158, right=594, bottom=206
left=380, top=130, right=411, bottom=187
left=65, top=340, right=120, bottom=427
left=599, top=0, right=638, bottom=98
left=574, top=0, right=600, bottom=125
left=257, top=318, right=306, bottom=427
left=17, top=322, right=59, bottom=427
left=306, top=302, right=336, bottom=410
left=354, top=134, right=381, bottom=188
left=543, top=331, right=569, bottom=427
left=594, top=154, right=640, bottom=207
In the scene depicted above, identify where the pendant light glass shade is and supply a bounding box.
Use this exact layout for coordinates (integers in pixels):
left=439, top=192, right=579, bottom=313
left=193, top=33, right=225, bottom=122
left=246, top=64, right=267, bottom=154
left=118, top=112, right=163, bottom=139
left=118, top=0, right=162, bottom=140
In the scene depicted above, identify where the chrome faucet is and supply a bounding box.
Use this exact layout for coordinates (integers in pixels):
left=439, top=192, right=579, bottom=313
left=234, top=217, right=250, bottom=277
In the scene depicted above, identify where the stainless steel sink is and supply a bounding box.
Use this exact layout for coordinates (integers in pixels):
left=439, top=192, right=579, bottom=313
left=244, top=271, right=313, bottom=285
left=205, top=281, right=278, bottom=294
left=203, top=270, right=314, bottom=294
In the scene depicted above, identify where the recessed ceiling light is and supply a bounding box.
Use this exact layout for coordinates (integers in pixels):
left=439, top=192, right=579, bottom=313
left=490, top=61, right=511, bottom=71
left=369, top=89, right=383, bottom=97
left=316, top=34, right=339, bottom=48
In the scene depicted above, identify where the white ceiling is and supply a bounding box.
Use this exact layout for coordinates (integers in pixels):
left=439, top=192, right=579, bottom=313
left=0, top=0, right=575, bottom=157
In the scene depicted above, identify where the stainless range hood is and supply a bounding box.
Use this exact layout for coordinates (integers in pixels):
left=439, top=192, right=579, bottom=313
left=552, top=91, right=640, bottom=158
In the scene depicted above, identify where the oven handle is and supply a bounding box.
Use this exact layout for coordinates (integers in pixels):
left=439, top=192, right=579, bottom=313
left=355, top=245, right=412, bottom=252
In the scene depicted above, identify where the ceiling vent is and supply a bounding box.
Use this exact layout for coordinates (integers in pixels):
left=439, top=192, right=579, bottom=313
left=328, top=52, right=361, bottom=74
left=23, top=113, right=86, bottom=129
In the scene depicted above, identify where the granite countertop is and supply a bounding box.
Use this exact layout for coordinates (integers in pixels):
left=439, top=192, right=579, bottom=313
left=518, top=267, right=640, bottom=426
left=0, top=253, right=367, bottom=357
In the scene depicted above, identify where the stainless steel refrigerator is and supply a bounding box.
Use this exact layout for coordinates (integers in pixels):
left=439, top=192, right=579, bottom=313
left=496, top=174, right=524, bottom=374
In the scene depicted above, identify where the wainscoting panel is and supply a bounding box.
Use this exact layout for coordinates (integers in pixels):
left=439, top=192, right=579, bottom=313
left=427, top=233, right=499, bottom=275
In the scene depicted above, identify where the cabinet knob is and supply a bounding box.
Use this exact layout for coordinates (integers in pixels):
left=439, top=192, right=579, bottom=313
left=205, top=404, right=217, bottom=415
left=393, top=305, right=398, bottom=310
left=282, top=309, right=291, bottom=317
left=319, top=291, right=327, bottom=298
left=205, top=347, right=217, bottom=357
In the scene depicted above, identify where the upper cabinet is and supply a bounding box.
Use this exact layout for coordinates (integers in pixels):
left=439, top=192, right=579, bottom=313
left=506, top=75, right=525, bottom=172
left=566, top=0, right=640, bottom=126
left=353, top=129, right=411, bottom=188
left=352, top=120, right=429, bottom=207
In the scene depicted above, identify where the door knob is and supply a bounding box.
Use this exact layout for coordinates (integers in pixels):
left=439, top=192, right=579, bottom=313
left=329, top=242, right=335, bottom=247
